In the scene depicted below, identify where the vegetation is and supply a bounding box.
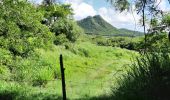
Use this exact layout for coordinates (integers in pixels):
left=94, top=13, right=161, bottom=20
left=0, top=0, right=85, bottom=99
left=0, top=0, right=53, bottom=57
left=90, top=35, right=143, bottom=51
left=111, top=52, right=170, bottom=100
left=0, top=41, right=138, bottom=100
left=0, top=0, right=170, bottom=100
left=51, top=18, right=84, bottom=44
left=0, top=0, right=137, bottom=99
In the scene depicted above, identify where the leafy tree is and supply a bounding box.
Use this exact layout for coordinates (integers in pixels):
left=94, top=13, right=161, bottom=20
left=0, top=0, right=53, bottom=57
left=162, top=13, right=170, bottom=26
left=38, top=1, right=81, bottom=44
left=39, top=2, right=73, bottom=26
left=51, top=18, right=83, bottom=44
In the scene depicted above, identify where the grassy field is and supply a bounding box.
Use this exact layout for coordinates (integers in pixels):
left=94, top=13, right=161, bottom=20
left=0, top=42, right=138, bottom=100
left=37, top=42, right=138, bottom=99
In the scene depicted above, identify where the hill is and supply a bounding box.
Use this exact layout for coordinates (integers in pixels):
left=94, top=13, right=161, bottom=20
left=77, top=15, right=143, bottom=36
left=119, top=28, right=144, bottom=36
left=77, top=15, right=120, bottom=35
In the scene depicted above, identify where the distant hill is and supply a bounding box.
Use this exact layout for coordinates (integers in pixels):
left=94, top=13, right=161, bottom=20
left=77, top=15, right=143, bottom=37
left=118, top=28, right=144, bottom=37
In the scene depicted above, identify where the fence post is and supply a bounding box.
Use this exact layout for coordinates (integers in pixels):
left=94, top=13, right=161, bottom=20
left=60, top=54, right=67, bottom=100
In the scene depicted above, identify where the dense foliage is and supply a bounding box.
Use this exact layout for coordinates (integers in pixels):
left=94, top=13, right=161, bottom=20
left=91, top=36, right=142, bottom=51
left=0, top=0, right=53, bottom=57
left=51, top=18, right=83, bottom=44
left=0, top=0, right=81, bottom=89
left=39, top=3, right=73, bottom=26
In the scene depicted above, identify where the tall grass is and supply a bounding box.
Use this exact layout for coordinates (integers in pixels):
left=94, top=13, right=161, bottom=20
left=111, top=52, right=170, bottom=100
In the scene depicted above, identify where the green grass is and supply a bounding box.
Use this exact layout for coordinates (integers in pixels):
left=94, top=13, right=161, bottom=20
left=36, top=42, right=138, bottom=99
left=0, top=42, right=138, bottom=99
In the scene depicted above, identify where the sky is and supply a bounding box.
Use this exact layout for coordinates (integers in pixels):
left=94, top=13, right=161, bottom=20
left=31, top=0, right=170, bottom=32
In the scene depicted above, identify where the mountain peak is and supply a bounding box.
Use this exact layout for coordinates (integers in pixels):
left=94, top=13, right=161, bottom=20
left=77, top=15, right=143, bottom=36
left=93, top=15, right=102, bottom=18
left=86, top=16, right=93, bottom=19
left=77, top=15, right=118, bottom=35
left=84, top=15, right=103, bottom=21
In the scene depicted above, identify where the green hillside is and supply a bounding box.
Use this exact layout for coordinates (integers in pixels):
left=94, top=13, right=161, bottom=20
left=119, top=28, right=144, bottom=36
left=77, top=15, right=143, bottom=36
left=77, top=15, right=119, bottom=35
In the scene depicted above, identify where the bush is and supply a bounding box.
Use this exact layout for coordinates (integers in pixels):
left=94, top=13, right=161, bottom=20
left=54, top=34, right=69, bottom=45
left=0, top=48, right=12, bottom=80
left=0, top=65, right=11, bottom=80
left=32, top=68, right=54, bottom=86
left=4, top=51, right=58, bottom=86
left=112, top=52, right=170, bottom=100
left=92, top=36, right=111, bottom=46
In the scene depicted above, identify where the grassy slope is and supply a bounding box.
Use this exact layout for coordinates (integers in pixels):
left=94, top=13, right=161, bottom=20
left=38, top=42, right=138, bottom=99
left=0, top=42, right=138, bottom=100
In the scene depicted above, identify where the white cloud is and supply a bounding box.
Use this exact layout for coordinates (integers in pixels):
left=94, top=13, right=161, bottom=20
left=65, top=0, right=97, bottom=20
left=98, top=7, right=143, bottom=31
left=72, top=3, right=97, bottom=20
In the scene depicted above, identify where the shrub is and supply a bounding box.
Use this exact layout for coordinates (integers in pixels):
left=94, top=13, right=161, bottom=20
left=92, top=36, right=111, bottom=46
left=137, top=33, right=169, bottom=52
left=54, top=34, right=69, bottom=45
left=0, top=65, right=11, bottom=80
left=78, top=48, right=90, bottom=57
left=32, top=68, right=54, bottom=86
left=0, top=48, right=12, bottom=80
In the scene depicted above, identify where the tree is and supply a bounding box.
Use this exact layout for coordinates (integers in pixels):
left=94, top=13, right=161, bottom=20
left=39, top=1, right=73, bottom=26
left=0, top=0, right=53, bottom=57
left=108, top=0, right=170, bottom=52
left=38, top=1, right=81, bottom=44
left=51, top=18, right=84, bottom=44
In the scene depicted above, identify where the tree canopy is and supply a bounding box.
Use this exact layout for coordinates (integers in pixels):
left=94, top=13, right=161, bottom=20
left=0, top=0, right=53, bottom=57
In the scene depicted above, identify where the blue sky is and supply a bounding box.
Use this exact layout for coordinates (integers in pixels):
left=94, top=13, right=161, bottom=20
left=31, top=0, right=170, bottom=32
left=83, top=0, right=111, bottom=9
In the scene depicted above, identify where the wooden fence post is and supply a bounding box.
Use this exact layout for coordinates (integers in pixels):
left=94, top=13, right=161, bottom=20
left=60, top=54, right=66, bottom=100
